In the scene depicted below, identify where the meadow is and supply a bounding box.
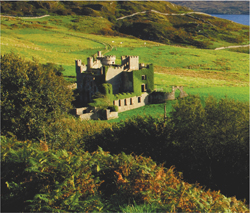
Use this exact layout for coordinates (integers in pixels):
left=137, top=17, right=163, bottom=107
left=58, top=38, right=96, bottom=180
left=108, top=86, right=248, bottom=123
left=1, top=15, right=249, bottom=121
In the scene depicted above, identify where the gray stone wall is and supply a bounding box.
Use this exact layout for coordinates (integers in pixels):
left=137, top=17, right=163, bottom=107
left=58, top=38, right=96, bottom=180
left=75, top=107, right=118, bottom=120
left=79, top=112, right=98, bottom=120
left=105, top=109, right=119, bottom=120
left=75, top=60, right=87, bottom=92
left=101, top=55, right=116, bottom=65
left=113, top=92, right=149, bottom=112
left=122, top=72, right=133, bottom=92
left=82, top=75, right=98, bottom=104
left=165, top=86, right=188, bottom=100
left=129, top=56, right=139, bottom=70
left=105, top=66, right=124, bottom=94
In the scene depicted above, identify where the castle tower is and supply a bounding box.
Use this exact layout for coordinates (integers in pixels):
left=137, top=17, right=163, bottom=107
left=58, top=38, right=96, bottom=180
left=101, top=55, right=116, bottom=65
left=87, top=57, right=93, bottom=71
left=75, top=59, right=87, bottom=101
left=97, top=51, right=102, bottom=57
left=129, top=56, right=139, bottom=70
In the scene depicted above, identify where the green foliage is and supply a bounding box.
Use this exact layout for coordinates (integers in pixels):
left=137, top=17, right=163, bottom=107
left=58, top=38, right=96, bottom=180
left=89, top=83, right=113, bottom=109
left=42, top=63, right=64, bottom=76
left=89, top=93, right=110, bottom=109
left=108, top=105, right=118, bottom=112
left=113, top=92, right=136, bottom=100
left=168, top=95, right=249, bottom=199
left=1, top=53, right=73, bottom=140
left=2, top=137, right=248, bottom=212
left=1, top=136, right=103, bottom=212
left=84, top=96, right=249, bottom=201
left=133, top=64, right=154, bottom=95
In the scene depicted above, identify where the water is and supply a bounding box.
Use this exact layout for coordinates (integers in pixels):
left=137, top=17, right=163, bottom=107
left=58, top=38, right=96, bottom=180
left=209, top=14, right=249, bottom=26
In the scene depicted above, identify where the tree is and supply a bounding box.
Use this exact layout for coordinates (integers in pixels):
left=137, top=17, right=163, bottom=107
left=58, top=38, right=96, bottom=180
left=168, top=95, right=249, bottom=200
left=1, top=53, right=73, bottom=140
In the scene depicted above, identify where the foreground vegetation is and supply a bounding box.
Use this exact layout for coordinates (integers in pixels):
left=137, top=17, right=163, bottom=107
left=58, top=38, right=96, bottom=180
left=2, top=137, right=248, bottom=212
left=1, top=54, right=249, bottom=212
left=1, top=2, right=249, bottom=211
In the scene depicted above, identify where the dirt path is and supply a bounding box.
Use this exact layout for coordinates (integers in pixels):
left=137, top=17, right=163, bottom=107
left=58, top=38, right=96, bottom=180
left=0, top=15, right=50, bottom=19
left=215, top=44, right=250, bottom=50
left=116, top=10, right=210, bottom=20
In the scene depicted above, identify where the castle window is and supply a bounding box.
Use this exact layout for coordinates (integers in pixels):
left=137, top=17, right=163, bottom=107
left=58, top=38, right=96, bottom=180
left=138, top=97, right=141, bottom=103
left=124, top=99, right=127, bottom=106
left=119, top=100, right=121, bottom=106
left=141, top=84, right=147, bottom=92
left=142, top=75, right=146, bottom=80
left=130, top=98, right=133, bottom=105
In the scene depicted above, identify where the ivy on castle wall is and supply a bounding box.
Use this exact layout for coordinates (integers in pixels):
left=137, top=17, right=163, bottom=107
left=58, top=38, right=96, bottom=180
left=89, top=83, right=114, bottom=109
left=133, top=64, right=154, bottom=96
left=113, top=92, right=137, bottom=100
left=93, top=64, right=154, bottom=103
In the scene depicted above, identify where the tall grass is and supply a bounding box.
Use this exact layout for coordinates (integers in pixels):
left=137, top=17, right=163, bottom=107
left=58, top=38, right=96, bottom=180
left=108, top=86, right=248, bottom=123
left=108, top=46, right=249, bottom=74
left=154, top=73, right=248, bottom=88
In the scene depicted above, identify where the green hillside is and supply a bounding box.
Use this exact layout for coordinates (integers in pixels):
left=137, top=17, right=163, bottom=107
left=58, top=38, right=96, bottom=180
left=1, top=15, right=249, bottom=84
left=1, top=1, right=249, bottom=48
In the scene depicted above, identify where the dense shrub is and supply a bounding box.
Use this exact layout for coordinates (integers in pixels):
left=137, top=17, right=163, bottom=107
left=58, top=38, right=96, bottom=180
left=1, top=136, right=103, bottom=212
left=84, top=95, right=249, bottom=201
left=168, top=95, right=249, bottom=200
left=1, top=137, right=248, bottom=212
left=1, top=53, right=73, bottom=140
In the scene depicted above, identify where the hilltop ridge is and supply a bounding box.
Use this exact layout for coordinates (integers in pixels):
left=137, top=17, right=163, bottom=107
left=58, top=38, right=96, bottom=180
left=1, top=1, right=249, bottom=48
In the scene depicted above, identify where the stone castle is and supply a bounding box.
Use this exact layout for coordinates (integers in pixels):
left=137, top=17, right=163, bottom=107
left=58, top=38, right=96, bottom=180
left=75, top=51, right=187, bottom=120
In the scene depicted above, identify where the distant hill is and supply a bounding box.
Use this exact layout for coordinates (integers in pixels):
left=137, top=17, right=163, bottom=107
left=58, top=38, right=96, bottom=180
left=170, top=1, right=249, bottom=15
left=0, top=1, right=191, bottom=17
left=1, top=1, right=249, bottom=48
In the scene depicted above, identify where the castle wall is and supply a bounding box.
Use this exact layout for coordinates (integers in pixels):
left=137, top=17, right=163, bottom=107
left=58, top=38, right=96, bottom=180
left=76, top=107, right=88, bottom=115
left=87, top=57, right=102, bottom=71
left=113, top=92, right=149, bottom=112
left=82, top=75, right=98, bottom=104
left=79, top=112, right=99, bottom=120
left=75, top=60, right=87, bottom=92
left=129, top=56, right=139, bottom=70
left=165, top=86, right=188, bottom=100
left=105, top=66, right=124, bottom=94
left=101, top=55, right=116, bottom=65
left=76, top=107, right=118, bottom=120
left=105, top=109, right=119, bottom=120
left=122, top=72, right=133, bottom=92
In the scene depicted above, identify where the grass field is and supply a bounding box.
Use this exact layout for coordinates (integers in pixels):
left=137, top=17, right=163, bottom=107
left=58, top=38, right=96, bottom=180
left=108, top=46, right=249, bottom=74
left=1, top=15, right=249, bottom=121
left=108, top=86, right=249, bottom=123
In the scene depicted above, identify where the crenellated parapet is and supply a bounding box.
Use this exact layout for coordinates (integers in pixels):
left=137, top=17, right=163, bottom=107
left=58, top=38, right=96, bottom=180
left=75, top=60, right=87, bottom=73
left=101, top=55, right=116, bottom=65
